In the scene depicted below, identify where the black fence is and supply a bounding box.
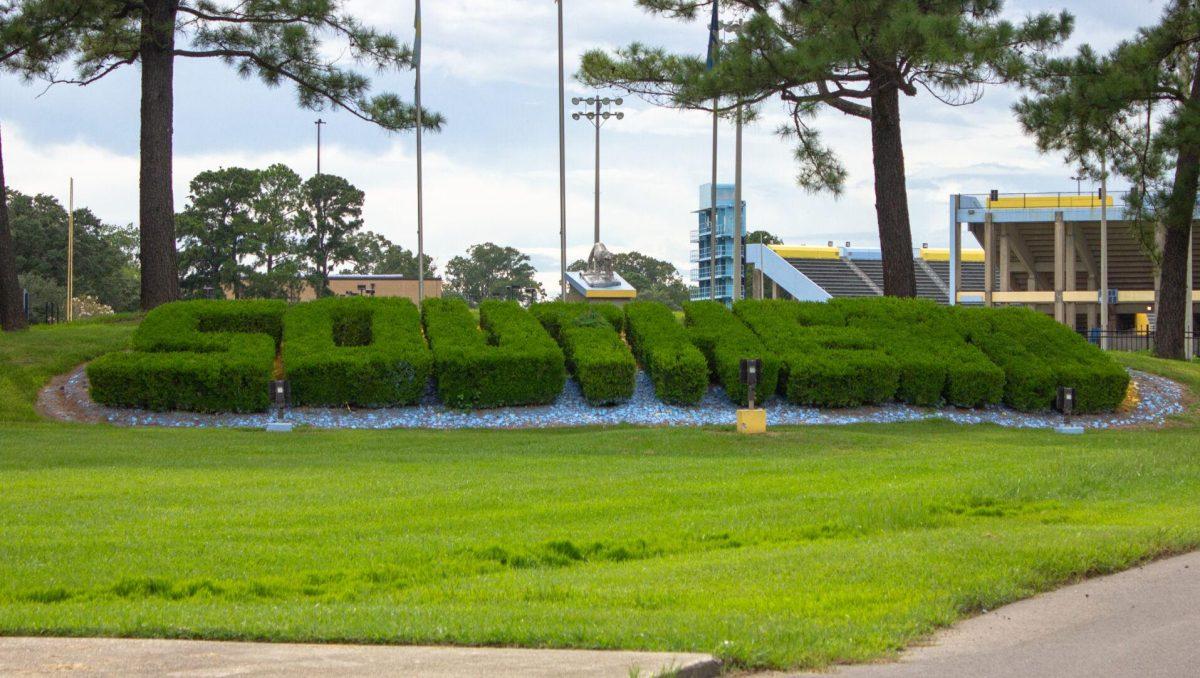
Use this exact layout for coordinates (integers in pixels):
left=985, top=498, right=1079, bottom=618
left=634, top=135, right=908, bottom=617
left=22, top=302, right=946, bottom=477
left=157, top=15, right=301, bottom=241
left=22, top=292, right=63, bottom=325
left=1080, top=329, right=1199, bottom=354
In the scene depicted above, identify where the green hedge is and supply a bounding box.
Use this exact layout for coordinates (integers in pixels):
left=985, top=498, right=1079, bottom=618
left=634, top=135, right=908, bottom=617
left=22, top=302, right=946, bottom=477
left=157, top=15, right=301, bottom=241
left=832, top=298, right=1004, bottom=408
left=624, top=301, right=708, bottom=405
left=683, top=301, right=780, bottom=406
left=87, top=300, right=285, bottom=412
left=734, top=299, right=899, bottom=406
left=422, top=298, right=566, bottom=408
left=954, top=306, right=1128, bottom=412
left=531, top=302, right=636, bottom=406
left=282, top=297, right=432, bottom=407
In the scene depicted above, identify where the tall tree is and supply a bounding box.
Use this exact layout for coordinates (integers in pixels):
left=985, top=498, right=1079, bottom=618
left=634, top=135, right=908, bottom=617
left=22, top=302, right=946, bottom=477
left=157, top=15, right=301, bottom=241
left=744, top=230, right=782, bottom=246
left=246, top=163, right=304, bottom=298
left=176, top=167, right=260, bottom=299
left=569, top=250, right=689, bottom=309
left=0, top=124, right=26, bottom=331
left=1016, top=0, right=1199, bottom=360
left=297, top=173, right=365, bottom=294
left=8, top=189, right=139, bottom=311
left=445, top=243, right=543, bottom=306
left=0, top=0, right=443, bottom=311
left=348, top=232, right=437, bottom=278
left=580, top=1, right=1071, bottom=297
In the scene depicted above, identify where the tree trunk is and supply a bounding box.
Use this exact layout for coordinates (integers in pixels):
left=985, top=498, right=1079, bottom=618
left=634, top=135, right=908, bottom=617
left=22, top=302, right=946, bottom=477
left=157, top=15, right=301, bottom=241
left=138, top=0, right=180, bottom=311
left=869, top=70, right=917, bottom=298
left=0, top=124, right=29, bottom=331
left=1154, top=61, right=1200, bottom=360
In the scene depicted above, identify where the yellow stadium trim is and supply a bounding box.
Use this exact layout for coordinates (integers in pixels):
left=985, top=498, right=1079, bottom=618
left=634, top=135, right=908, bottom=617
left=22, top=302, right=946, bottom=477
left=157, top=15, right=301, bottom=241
left=584, top=289, right=637, bottom=299
left=921, top=247, right=984, bottom=263
left=768, top=245, right=840, bottom=259
left=987, top=196, right=1114, bottom=209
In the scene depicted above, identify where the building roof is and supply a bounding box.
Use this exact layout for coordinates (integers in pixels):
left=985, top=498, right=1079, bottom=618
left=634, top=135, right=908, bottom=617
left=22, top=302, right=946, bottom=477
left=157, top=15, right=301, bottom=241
left=328, top=274, right=443, bottom=281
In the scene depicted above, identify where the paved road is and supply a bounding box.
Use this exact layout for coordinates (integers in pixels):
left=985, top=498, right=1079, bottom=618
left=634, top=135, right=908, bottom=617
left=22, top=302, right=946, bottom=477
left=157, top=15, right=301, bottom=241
left=812, top=550, right=1200, bottom=678
left=0, top=638, right=719, bottom=677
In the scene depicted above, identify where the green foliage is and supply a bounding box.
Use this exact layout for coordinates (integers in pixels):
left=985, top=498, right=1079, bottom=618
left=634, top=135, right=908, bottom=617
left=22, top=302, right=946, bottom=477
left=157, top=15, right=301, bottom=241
left=297, top=174, right=367, bottom=294
left=744, top=230, right=782, bottom=246
left=6, top=189, right=139, bottom=312
left=532, top=302, right=636, bottom=406
left=832, top=298, right=1004, bottom=408
left=445, top=243, right=544, bottom=306
left=624, top=301, right=708, bottom=405
left=1014, top=1, right=1198, bottom=358
left=734, top=299, right=899, bottom=407
left=954, top=307, right=1129, bottom=413
left=683, top=300, right=779, bottom=406
left=422, top=298, right=565, bottom=408
left=87, top=300, right=285, bottom=413
left=580, top=1, right=1070, bottom=194
left=283, top=297, right=431, bottom=407
left=0, top=0, right=443, bottom=133
left=177, top=167, right=263, bottom=300
left=347, top=232, right=437, bottom=278
left=568, top=251, right=689, bottom=310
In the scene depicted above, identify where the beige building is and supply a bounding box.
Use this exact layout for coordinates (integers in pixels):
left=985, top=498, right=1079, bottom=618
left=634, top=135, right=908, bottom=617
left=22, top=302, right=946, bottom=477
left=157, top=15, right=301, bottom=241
left=298, top=275, right=443, bottom=303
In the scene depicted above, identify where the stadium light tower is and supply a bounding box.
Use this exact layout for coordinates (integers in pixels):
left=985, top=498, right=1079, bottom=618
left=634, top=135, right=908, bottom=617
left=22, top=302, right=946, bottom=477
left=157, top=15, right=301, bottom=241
left=572, top=96, right=624, bottom=245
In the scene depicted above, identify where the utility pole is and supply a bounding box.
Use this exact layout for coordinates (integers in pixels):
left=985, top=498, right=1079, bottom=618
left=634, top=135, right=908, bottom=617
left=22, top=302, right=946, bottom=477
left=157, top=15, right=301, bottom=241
left=1100, top=154, right=1109, bottom=350
left=315, top=119, right=325, bottom=175
left=556, top=0, right=568, bottom=300
left=733, top=105, right=743, bottom=303
left=414, top=0, right=425, bottom=303
left=66, top=178, right=74, bottom=322
left=571, top=96, right=624, bottom=245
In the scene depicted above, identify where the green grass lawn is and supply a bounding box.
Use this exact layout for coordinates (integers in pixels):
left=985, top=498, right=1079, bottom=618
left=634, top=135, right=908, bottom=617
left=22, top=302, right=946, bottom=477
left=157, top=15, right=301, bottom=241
left=1, top=321, right=1199, bottom=670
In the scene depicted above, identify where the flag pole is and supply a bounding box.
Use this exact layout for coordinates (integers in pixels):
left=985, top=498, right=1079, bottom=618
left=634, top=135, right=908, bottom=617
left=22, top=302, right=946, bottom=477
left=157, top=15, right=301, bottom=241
left=66, top=177, right=74, bottom=322
left=557, top=0, right=568, bottom=300
left=415, top=0, right=426, bottom=303
left=707, top=4, right=720, bottom=302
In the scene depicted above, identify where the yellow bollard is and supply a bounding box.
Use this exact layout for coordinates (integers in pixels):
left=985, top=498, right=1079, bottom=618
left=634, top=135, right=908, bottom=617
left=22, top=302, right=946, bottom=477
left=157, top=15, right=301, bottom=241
left=736, top=408, right=766, bottom=434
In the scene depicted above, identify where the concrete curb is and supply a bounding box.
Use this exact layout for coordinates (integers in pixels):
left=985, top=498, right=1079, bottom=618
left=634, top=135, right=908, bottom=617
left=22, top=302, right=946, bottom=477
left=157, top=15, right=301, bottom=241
left=0, top=637, right=722, bottom=677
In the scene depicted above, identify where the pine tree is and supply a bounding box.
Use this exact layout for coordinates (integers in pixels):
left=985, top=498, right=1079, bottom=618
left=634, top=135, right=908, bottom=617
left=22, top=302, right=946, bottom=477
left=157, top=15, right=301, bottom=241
left=580, top=0, right=1070, bottom=297
left=0, top=0, right=442, bottom=310
left=1016, top=0, right=1200, bottom=360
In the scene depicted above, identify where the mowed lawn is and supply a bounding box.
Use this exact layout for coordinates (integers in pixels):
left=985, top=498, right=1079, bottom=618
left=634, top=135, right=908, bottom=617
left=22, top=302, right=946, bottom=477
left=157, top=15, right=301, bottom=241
left=1, top=322, right=1199, bottom=669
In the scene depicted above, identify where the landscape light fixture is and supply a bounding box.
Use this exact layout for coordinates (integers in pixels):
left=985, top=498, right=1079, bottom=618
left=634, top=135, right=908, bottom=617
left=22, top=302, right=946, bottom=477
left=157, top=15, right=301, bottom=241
left=572, top=96, right=624, bottom=245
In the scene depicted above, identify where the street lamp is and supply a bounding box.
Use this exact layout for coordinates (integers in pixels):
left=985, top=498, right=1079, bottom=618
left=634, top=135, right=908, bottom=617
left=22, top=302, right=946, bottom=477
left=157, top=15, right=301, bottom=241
left=1070, top=174, right=1083, bottom=195
left=572, top=96, right=624, bottom=245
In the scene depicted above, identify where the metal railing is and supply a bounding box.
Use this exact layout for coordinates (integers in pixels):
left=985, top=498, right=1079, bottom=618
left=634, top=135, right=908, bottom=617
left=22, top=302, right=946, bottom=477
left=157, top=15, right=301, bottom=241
left=959, top=190, right=1130, bottom=210
left=1080, top=329, right=1199, bottom=354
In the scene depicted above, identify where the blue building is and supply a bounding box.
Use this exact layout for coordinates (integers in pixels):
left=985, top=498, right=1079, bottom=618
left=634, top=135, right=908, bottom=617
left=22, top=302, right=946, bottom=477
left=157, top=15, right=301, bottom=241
left=690, top=183, right=746, bottom=303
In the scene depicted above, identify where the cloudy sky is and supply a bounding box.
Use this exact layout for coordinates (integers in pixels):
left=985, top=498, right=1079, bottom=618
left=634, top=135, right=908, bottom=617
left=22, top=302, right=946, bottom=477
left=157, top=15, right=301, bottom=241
left=0, top=0, right=1169, bottom=290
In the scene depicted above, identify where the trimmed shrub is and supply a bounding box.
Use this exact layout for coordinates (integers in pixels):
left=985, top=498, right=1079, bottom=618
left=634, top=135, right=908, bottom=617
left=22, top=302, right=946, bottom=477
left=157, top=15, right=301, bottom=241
left=422, top=298, right=566, bottom=408
left=531, top=302, right=636, bottom=406
left=624, top=301, right=708, bottom=405
left=87, top=300, right=285, bottom=412
left=683, top=301, right=780, bottom=405
left=283, top=297, right=432, bottom=407
left=734, top=299, right=899, bottom=406
left=954, top=306, right=1128, bottom=412
left=832, top=297, right=1004, bottom=408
